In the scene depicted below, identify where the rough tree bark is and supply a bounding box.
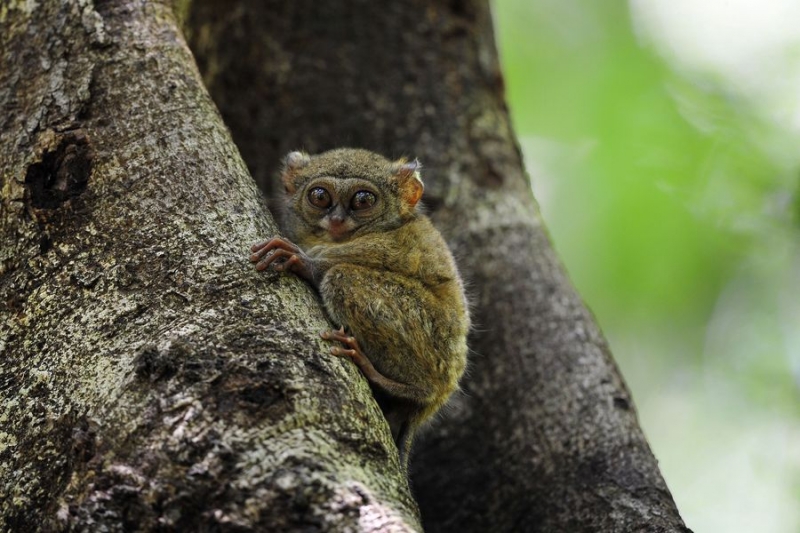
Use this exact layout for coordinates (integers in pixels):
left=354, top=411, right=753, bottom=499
left=1, top=1, right=419, bottom=531
left=185, top=1, right=692, bottom=532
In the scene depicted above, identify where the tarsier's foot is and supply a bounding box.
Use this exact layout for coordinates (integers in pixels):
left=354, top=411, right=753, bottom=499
left=249, top=237, right=314, bottom=282
left=321, top=327, right=367, bottom=362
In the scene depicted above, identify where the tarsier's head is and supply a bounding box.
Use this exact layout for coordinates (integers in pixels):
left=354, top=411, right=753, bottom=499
left=280, top=148, right=424, bottom=243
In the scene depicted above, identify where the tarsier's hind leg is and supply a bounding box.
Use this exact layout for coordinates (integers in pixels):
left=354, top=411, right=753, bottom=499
left=382, top=404, right=416, bottom=468
left=321, top=327, right=423, bottom=467
left=320, top=328, right=431, bottom=403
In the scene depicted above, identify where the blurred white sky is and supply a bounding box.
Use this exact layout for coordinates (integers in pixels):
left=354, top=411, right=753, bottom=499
left=629, top=0, right=800, bottom=136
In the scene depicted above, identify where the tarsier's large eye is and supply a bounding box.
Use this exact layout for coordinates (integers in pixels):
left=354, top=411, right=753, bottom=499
left=350, top=190, right=377, bottom=211
left=307, top=187, right=332, bottom=209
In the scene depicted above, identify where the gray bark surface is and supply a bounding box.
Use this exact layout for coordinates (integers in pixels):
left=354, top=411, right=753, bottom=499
left=185, top=0, right=692, bottom=532
left=0, top=1, right=418, bottom=531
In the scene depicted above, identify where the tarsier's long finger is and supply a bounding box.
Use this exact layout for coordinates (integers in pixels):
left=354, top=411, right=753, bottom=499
left=330, top=346, right=358, bottom=358
left=320, top=328, right=356, bottom=347
left=250, top=240, right=272, bottom=253
left=272, top=254, right=301, bottom=272
left=250, top=245, right=272, bottom=262
left=250, top=237, right=300, bottom=258
left=255, top=248, right=295, bottom=271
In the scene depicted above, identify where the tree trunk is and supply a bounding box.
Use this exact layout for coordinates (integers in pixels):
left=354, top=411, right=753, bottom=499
left=0, top=2, right=418, bottom=531
left=185, top=1, right=692, bottom=532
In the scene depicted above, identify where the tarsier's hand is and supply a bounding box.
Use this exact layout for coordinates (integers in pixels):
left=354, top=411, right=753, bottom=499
left=250, top=237, right=316, bottom=285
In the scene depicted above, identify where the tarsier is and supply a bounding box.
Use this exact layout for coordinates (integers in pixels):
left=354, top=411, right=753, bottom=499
left=250, top=148, right=469, bottom=467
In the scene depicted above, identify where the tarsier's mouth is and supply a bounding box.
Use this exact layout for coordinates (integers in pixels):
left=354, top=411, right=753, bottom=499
left=321, top=218, right=354, bottom=240
left=327, top=227, right=353, bottom=241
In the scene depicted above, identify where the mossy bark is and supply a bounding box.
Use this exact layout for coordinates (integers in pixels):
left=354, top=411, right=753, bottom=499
left=0, top=1, right=418, bottom=531
left=185, top=0, right=692, bottom=532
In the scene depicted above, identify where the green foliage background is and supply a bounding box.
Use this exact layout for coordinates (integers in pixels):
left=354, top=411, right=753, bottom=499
left=493, top=1, right=800, bottom=531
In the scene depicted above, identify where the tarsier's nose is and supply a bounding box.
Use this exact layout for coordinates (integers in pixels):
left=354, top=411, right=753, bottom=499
left=327, top=214, right=349, bottom=238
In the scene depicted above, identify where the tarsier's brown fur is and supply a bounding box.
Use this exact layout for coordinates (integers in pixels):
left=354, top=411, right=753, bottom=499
left=250, top=148, right=469, bottom=467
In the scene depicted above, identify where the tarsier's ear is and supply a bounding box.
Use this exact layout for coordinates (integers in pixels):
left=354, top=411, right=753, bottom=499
left=391, top=158, right=424, bottom=208
left=282, top=151, right=311, bottom=193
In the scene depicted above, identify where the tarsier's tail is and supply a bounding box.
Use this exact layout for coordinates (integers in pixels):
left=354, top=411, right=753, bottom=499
left=395, top=420, right=414, bottom=472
